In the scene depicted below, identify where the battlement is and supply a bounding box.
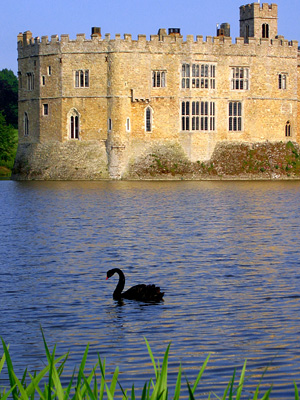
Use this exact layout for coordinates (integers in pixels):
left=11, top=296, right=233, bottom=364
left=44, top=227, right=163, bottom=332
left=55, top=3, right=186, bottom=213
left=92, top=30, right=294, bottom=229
left=240, top=3, right=278, bottom=19
left=17, top=29, right=298, bottom=57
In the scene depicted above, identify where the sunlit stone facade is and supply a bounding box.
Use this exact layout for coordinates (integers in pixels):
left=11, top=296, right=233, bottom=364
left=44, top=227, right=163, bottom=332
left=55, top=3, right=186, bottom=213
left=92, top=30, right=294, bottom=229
left=15, top=3, right=300, bottom=179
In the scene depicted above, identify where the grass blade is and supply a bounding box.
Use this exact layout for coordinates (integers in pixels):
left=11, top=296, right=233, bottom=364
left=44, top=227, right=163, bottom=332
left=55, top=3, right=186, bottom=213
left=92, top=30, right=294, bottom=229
left=192, top=354, right=210, bottom=394
left=295, top=381, right=299, bottom=400
left=144, top=338, right=158, bottom=379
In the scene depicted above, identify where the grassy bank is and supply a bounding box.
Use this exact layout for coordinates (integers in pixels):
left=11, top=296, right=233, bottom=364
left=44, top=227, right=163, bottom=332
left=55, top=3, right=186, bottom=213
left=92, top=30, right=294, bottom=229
left=1, top=333, right=299, bottom=400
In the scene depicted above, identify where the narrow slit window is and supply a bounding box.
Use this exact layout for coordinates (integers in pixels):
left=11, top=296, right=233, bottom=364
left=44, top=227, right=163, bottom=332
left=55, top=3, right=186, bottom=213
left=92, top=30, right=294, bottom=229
left=146, top=107, right=152, bottom=132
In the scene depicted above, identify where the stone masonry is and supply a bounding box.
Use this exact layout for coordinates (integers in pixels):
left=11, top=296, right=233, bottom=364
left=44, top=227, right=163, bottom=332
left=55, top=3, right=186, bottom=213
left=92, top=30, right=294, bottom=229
left=12, top=2, right=300, bottom=180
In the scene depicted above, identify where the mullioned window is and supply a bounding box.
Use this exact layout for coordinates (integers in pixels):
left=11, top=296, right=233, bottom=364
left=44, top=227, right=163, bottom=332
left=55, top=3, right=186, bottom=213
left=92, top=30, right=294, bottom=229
left=229, top=101, right=242, bottom=131
left=74, top=70, right=89, bottom=88
left=181, top=100, right=215, bottom=131
left=152, top=71, right=166, bottom=88
left=278, top=73, right=287, bottom=89
left=182, top=64, right=216, bottom=89
left=231, top=67, right=249, bottom=90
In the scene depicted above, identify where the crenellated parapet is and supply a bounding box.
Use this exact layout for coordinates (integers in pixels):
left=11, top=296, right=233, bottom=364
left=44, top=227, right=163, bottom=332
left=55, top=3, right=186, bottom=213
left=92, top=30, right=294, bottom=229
left=17, top=29, right=299, bottom=59
left=240, top=3, right=278, bottom=19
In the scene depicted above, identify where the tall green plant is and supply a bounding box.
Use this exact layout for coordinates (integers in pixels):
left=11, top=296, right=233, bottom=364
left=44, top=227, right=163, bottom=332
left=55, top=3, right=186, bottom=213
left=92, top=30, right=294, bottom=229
left=0, top=331, right=288, bottom=400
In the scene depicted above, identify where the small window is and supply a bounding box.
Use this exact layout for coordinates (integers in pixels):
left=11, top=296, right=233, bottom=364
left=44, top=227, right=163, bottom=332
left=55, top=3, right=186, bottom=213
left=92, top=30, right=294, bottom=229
left=245, top=24, right=250, bottom=40
left=262, top=23, right=269, bottom=39
left=108, top=118, right=112, bottom=132
left=279, top=74, right=287, bottom=90
left=75, top=70, right=89, bottom=88
left=24, top=112, right=29, bottom=136
left=48, top=66, right=52, bottom=76
left=231, top=67, right=249, bottom=90
left=42, top=75, right=46, bottom=86
left=43, top=104, right=49, bottom=116
left=70, top=115, right=79, bottom=139
left=285, top=121, right=291, bottom=137
left=145, top=107, right=152, bottom=132
left=152, top=71, right=166, bottom=88
left=229, top=101, right=242, bottom=131
left=26, top=72, right=34, bottom=91
left=126, top=118, right=130, bottom=132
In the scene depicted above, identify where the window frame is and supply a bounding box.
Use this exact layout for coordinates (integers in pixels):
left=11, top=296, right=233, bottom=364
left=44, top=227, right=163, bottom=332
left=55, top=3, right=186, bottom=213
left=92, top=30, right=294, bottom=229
left=278, top=73, right=287, bottom=90
left=74, top=70, right=90, bottom=88
left=152, top=70, right=166, bottom=88
left=231, top=67, right=249, bottom=91
left=26, top=72, right=34, bottom=91
left=181, top=100, right=216, bottom=132
left=228, top=101, right=243, bottom=131
left=145, top=107, right=152, bottom=132
left=285, top=121, right=291, bottom=137
left=182, top=63, right=216, bottom=90
left=43, top=104, right=49, bottom=116
left=24, top=112, right=29, bottom=136
left=108, top=118, right=112, bottom=132
left=126, top=117, right=131, bottom=132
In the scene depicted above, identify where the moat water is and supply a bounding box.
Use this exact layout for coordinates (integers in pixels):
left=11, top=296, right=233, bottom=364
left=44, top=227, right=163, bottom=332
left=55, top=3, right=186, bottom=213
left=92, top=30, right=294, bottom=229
left=1, top=180, right=300, bottom=398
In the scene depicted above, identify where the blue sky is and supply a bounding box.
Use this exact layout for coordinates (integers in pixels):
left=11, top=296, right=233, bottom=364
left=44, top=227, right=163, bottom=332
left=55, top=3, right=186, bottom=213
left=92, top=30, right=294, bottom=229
left=1, top=0, right=299, bottom=74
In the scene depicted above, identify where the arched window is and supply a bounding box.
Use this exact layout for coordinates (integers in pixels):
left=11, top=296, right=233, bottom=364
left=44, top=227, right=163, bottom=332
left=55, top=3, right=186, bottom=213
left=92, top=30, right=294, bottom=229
left=245, top=24, right=249, bottom=41
left=262, top=24, right=269, bottom=39
left=24, top=112, right=29, bottom=136
left=285, top=121, right=291, bottom=137
left=68, top=109, right=80, bottom=139
left=145, top=107, right=152, bottom=132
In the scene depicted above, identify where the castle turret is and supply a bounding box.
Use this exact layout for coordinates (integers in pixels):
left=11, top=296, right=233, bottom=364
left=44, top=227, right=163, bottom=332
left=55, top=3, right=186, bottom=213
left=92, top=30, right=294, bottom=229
left=240, top=3, right=278, bottom=42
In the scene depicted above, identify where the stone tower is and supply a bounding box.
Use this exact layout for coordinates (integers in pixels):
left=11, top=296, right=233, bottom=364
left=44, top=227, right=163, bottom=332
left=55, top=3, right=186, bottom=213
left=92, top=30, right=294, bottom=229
left=240, top=3, right=278, bottom=41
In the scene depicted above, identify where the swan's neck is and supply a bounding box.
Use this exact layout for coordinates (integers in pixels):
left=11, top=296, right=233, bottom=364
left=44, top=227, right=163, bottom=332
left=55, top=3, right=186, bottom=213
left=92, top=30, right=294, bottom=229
left=113, top=269, right=125, bottom=299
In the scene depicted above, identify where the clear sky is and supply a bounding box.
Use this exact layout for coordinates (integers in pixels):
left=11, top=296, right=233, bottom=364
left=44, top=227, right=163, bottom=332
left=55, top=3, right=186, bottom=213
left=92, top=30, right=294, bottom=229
left=1, top=0, right=299, bottom=75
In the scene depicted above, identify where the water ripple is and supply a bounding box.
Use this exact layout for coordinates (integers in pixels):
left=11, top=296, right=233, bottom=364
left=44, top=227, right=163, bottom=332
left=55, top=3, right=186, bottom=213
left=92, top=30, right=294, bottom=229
left=1, top=180, right=300, bottom=398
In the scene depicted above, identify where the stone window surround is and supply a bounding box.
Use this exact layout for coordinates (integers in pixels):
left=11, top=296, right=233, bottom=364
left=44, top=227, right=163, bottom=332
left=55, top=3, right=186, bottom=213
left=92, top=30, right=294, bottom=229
left=228, top=101, right=243, bottom=131
left=278, top=73, right=287, bottom=90
left=181, top=63, right=216, bottom=90
left=152, top=70, right=166, bottom=88
left=285, top=121, right=291, bottom=137
left=231, top=67, right=249, bottom=90
left=181, top=99, right=216, bottom=132
left=145, top=106, right=153, bottom=132
left=42, top=103, right=49, bottom=116
left=24, top=112, right=29, bottom=136
left=74, top=69, right=89, bottom=88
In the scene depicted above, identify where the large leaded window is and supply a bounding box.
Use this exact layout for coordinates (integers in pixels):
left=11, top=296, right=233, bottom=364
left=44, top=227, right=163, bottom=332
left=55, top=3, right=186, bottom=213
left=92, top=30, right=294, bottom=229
left=181, top=100, right=215, bottom=131
left=182, top=64, right=215, bottom=89
left=231, top=67, right=249, bottom=90
left=75, top=70, right=89, bottom=88
left=229, top=101, right=242, bottom=131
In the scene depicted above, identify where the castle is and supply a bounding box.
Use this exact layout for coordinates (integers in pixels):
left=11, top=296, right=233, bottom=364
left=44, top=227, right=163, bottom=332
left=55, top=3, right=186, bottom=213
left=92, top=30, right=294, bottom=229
left=13, top=2, right=300, bottom=179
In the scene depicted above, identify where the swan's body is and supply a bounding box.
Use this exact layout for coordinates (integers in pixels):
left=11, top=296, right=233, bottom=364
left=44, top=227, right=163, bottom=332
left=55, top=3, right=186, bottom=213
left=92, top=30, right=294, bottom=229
left=106, top=268, right=164, bottom=302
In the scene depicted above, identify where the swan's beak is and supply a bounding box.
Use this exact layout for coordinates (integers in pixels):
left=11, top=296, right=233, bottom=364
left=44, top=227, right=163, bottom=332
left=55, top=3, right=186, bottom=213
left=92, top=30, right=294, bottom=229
left=106, top=277, right=109, bottom=280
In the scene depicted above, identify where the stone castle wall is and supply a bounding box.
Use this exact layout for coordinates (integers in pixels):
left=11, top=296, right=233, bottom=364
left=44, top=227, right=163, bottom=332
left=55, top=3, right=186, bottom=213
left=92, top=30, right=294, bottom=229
left=14, top=3, right=300, bottom=180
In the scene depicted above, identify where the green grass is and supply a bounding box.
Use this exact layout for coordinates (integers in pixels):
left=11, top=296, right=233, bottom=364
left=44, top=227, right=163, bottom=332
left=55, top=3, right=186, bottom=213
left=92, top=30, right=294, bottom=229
left=0, top=331, right=299, bottom=400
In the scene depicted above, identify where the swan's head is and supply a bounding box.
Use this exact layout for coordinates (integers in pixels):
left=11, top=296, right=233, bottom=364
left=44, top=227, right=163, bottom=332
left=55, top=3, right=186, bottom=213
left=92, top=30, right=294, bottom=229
left=106, top=269, right=114, bottom=280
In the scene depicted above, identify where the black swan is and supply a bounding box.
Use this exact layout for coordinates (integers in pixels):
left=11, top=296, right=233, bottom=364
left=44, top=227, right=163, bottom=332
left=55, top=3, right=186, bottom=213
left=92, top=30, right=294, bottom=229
left=106, top=268, right=164, bottom=302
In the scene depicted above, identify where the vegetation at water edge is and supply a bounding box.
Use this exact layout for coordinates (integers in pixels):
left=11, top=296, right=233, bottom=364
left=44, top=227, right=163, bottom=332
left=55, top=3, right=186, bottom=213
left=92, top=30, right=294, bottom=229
left=1, top=332, right=299, bottom=400
left=0, top=69, right=18, bottom=177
